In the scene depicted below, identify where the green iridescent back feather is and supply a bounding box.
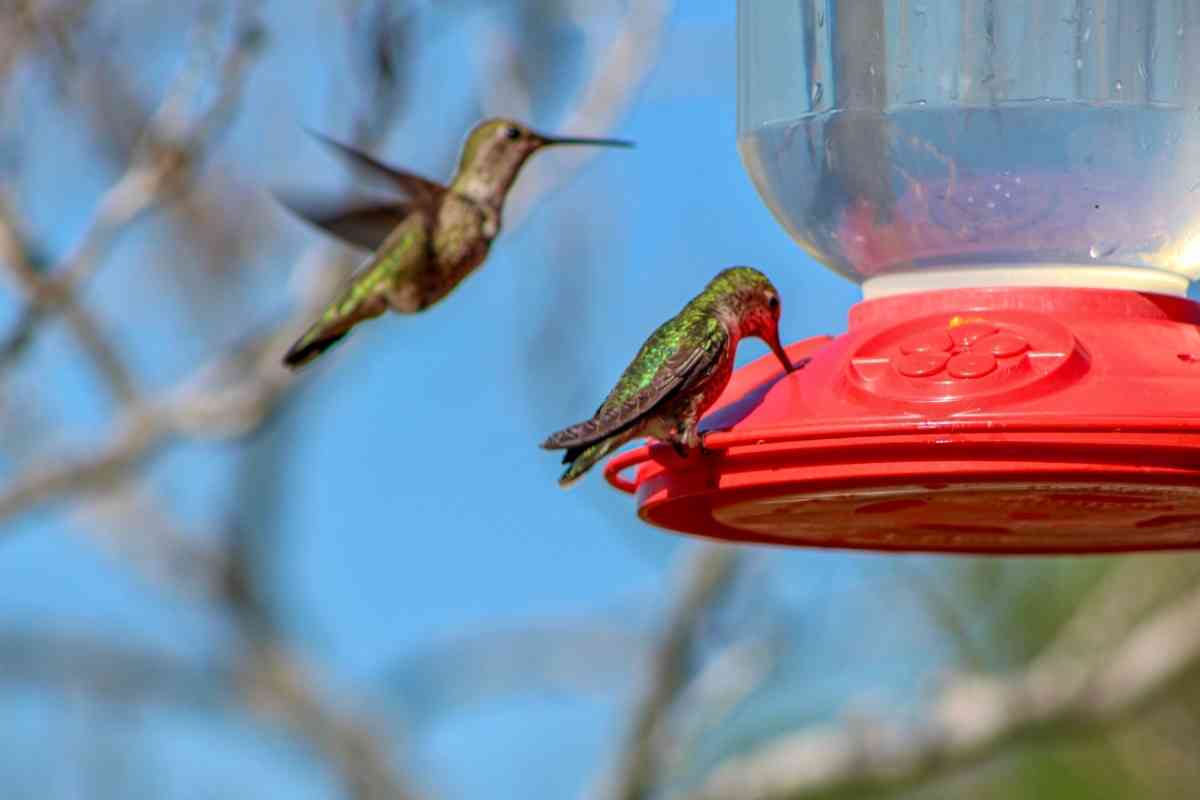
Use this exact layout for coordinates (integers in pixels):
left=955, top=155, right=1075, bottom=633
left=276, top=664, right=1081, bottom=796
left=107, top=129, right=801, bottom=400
left=282, top=213, right=430, bottom=367
left=543, top=267, right=778, bottom=485
left=549, top=314, right=725, bottom=449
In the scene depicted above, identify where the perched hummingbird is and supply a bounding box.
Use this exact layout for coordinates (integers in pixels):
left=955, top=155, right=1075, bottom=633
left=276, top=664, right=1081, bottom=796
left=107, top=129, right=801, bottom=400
left=279, top=118, right=632, bottom=368
left=541, top=267, right=798, bottom=487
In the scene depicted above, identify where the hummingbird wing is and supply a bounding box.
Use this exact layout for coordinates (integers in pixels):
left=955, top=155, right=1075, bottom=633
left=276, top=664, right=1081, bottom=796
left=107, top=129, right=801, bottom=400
left=541, top=315, right=728, bottom=450
left=282, top=212, right=430, bottom=368
left=306, top=129, right=445, bottom=207
left=276, top=191, right=413, bottom=252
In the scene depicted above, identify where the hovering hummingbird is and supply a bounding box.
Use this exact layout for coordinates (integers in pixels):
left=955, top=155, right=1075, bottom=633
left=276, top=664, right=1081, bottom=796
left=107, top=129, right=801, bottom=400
left=279, top=118, right=633, bottom=368
left=541, top=267, right=799, bottom=487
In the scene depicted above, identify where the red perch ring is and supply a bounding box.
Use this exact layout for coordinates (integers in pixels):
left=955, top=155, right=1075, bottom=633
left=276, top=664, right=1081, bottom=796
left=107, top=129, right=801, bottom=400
left=603, top=286, right=1200, bottom=554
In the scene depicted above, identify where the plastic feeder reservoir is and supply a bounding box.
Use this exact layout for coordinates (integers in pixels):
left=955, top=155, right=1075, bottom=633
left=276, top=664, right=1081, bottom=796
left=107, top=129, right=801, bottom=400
left=605, top=1, right=1200, bottom=553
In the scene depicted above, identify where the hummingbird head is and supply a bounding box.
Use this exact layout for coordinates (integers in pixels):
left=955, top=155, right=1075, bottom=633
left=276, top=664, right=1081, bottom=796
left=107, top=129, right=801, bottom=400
left=709, top=267, right=794, bottom=374
left=451, top=118, right=632, bottom=206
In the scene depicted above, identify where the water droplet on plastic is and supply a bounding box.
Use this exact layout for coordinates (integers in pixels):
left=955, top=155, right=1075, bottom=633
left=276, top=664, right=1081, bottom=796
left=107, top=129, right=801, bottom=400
left=967, top=195, right=975, bottom=204
left=1089, top=242, right=1119, bottom=259
left=1089, top=244, right=1100, bottom=258
left=1082, top=26, right=1091, bottom=42
left=1075, top=58, right=1083, bottom=70
left=986, top=201, right=996, bottom=209
left=1178, top=25, right=1185, bottom=37
left=1138, top=62, right=1147, bottom=80
left=811, top=82, right=823, bottom=105
left=1004, top=192, right=1012, bottom=199
left=869, top=64, right=877, bottom=77
left=992, top=183, right=1001, bottom=191
left=817, top=11, right=824, bottom=28
left=1113, top=79, right=1124, bottom=92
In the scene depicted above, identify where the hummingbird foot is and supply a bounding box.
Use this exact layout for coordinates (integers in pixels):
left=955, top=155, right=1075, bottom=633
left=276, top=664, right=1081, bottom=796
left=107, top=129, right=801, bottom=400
left=670, top=439, right=690, bottom=460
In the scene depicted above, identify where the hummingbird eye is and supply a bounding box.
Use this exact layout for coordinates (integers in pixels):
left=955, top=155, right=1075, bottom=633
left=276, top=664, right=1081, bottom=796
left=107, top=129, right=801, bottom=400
left=768, top=295, right=780, bottom=313
left=504, top=125, right=521, bottom=140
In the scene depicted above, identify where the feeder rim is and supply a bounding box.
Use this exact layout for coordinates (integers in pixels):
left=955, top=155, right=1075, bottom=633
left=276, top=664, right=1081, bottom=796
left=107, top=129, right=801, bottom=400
left=604, top=415, right=1200, bottom=494
left=860, top=265, right=1191, bottom=299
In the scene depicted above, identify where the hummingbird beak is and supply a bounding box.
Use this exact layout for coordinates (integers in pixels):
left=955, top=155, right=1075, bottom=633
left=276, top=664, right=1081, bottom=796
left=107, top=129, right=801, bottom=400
left=767, top=328, right=795, bottom=374
left=539, top=133, right=634, bottom=149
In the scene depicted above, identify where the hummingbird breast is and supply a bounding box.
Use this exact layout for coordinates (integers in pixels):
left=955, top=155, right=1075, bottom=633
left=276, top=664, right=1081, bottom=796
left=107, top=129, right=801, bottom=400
left=430, top=194, right=496, bottom=302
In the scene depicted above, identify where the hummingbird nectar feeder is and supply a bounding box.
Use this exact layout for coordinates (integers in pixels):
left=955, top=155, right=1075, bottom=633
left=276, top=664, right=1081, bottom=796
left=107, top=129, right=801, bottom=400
left=604, top=1, right=1200, bottom=554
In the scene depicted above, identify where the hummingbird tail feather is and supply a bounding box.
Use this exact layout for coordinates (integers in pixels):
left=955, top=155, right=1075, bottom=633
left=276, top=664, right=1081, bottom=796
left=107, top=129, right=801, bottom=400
left=541, top=422, right=593, bottom=450
left=558, top=431, right=635, bottom=488
left=282, top=292, right=389, bottom=369
left=282, top=325, right=349, bottom=369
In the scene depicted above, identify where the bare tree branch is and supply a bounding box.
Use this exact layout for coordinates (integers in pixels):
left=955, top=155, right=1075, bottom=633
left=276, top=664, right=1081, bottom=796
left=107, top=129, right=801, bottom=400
left=685, top=577, right=1200, bottom=800
left=0, top=246, right=344, bottom=526
left=0, top=0, right=95, bottom=89
left=382, top=620, right=648, bottom=729
left=0, top=623, right=419, bottom=800
left=591, top=545, right=740, bottom=800
left=663, top=637, right=778, bottom=781
left=0, top=2, right=265, bottom=374
left=0, top=626, right=228, bottom=707
left=0, top=325, right=311, bottom=527
left=0, top=191, right=141, bottom=406
left=58, top=4, right=263, bottom=291
left=239, top=645, right=422, bottom=800
left=69, top=484, right=230, bottom=601
left=0, top=412, right=165, bottom=525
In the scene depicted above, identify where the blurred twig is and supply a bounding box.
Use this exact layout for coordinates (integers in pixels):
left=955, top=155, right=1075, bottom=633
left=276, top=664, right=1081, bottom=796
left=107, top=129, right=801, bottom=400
left=219, top=400, right=421, bottom=800
left=664, top=637, right=777, bottom=778
left=70, top=484, right=230, bottom=600
left=0, top=0, right=96, bottom=87
left=592, top=545, right=741, bottom=800
left=0, top=2, right=265, bottom=374
left=1036, top=555, right=1200, bottom=667
left=239, top=644, right=422, bottom=800
left=0, top=190, right=140, bottom=405
left=0, top=268, right=322, bottom=526
left=0, top=626, right=227, bottom=706
left=686, top=573, right=1200, bottom=800
left=383, top=619, right=647, bottom=729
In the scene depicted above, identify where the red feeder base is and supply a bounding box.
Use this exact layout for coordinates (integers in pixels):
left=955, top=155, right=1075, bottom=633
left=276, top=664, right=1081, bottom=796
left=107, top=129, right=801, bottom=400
left=603, top=286, right=1200, bottom=554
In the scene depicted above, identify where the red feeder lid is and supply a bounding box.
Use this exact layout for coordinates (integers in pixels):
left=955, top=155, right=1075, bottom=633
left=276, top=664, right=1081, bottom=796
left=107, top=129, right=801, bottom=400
left=604, top=286, right=1200, bottom=554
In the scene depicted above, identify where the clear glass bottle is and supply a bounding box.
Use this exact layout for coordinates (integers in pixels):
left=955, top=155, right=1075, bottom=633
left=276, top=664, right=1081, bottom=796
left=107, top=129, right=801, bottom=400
left=738, top=1, right=1200, bottom=297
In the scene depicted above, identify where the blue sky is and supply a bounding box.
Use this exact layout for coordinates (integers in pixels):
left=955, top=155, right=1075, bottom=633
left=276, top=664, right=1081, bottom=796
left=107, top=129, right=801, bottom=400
left=0, top=3, right=961, bottom=798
